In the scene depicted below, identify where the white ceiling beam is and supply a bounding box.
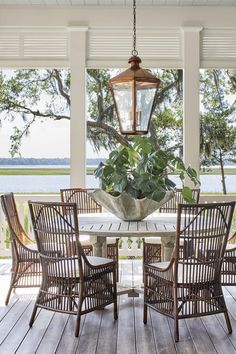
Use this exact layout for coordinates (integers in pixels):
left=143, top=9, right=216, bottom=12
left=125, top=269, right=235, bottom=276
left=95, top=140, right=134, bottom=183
left=0, top=6, right=236, bottom=27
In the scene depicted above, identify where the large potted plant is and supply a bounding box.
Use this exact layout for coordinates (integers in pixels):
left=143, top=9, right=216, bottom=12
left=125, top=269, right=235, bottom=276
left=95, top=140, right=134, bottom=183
left=91, top=138, right=199, bottom=221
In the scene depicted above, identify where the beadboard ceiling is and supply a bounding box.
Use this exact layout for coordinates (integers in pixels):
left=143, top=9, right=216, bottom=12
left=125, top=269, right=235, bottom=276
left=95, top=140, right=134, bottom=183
left=0, top=0, right=236, bottom=6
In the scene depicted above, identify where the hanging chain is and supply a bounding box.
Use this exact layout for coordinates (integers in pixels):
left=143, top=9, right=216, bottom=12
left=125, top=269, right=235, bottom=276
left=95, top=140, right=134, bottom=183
left=131, top=0, right=138, bottom=56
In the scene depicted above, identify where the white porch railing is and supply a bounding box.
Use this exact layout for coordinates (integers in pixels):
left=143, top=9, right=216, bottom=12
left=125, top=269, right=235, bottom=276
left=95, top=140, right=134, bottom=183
left=0, top=194, right=235, bottom=258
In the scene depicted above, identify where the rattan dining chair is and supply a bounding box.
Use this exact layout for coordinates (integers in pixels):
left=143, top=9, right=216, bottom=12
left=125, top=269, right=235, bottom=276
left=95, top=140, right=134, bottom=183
left=142, top=188, right=201, bottom=271
left=143, top=202, right=235, bottom=342
left=0, top=193, right=41, bottom=305
left=28, top=201, right=118, bottom=337
left=221, top=231, right=236, bottom=285
left=60, top=188, right=119, bottom=279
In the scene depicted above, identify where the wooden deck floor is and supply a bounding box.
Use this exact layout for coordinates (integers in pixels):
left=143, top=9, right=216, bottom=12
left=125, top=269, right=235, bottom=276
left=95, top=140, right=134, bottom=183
left=1, top=259, right=236, bottom=354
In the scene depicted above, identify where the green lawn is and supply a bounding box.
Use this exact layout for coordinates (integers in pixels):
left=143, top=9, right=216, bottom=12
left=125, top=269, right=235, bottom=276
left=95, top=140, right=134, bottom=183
left=0, top=168, right=69, bottom=175
left=0, top=167, right=95, bottom=175
left=0, top=166, right=235, bottom=176
left=200, top=168, right=236, bottom=175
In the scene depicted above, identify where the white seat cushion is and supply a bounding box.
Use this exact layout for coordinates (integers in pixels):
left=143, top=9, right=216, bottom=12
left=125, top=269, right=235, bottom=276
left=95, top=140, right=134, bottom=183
left=149, top=261, right=215, bottom=283
left=226, top=243, right=236, bottom=252
left=86, top=256, right=114, bottom=267
left=150, top=261, right=169, bottom=269
left=47, top=256, right=114, bottom=278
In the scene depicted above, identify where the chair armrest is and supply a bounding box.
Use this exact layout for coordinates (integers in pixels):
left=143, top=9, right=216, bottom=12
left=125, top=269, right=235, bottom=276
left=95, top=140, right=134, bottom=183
left=19, top=223, right=36, bottom=244
left=146, top=257, right=174, bottom=273
left=228, top=231, right=236, bottom=243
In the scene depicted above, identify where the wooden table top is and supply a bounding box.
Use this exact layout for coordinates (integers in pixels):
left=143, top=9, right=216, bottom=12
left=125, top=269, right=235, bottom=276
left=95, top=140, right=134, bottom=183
left=78, top=213, right=177, bottom=238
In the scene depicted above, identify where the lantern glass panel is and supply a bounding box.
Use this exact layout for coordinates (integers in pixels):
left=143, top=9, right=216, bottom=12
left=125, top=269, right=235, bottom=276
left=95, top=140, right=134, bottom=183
left=112, top=82, right=133, bottom=132
left=136, top=82, right=156, bottom=131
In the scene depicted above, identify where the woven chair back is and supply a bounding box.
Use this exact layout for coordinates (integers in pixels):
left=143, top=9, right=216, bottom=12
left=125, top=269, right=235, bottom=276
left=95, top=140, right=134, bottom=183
left=175, top=202, right=235, bottom=286
left=60, top=188, right=102, bottom=214
left=159, top=188, right=200, bottom=213
left=29, top=201, right=84, bottom=283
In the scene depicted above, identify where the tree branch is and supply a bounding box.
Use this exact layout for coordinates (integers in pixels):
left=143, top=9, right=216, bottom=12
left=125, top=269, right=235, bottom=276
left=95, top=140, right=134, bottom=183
left=88, top=121, right=130, bottom=147
left=52, top=69, right=71, bottom=106
left=1, top=101, right=70, bottom=120
left=2, top=99, right=130, bottom=147
left=213, top=69, right=224, bottom=109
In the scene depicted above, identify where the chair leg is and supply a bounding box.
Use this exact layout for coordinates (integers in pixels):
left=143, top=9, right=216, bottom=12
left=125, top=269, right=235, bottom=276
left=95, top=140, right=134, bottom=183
left=174, top=317, right=179, bottom=342
left=75, top=315, right=81, bottom=338
left=5, top=284, right=14, bottom=306
left=114, top=299, right=118, bottom=320
left=75, top=316, right=81, bottom=338
left=75, top=298, right=84, bottom=337
left=143, top=263, right=148, bottom=324
left=116, top=261, right=119, bottom=283
left=5, top=268, right=18, bottom=305
left=143, top=303, right=147, bottom=324
left=113, top=268, right=118, bottom=320
left=224, top=310, right=232, bottom=334
left=29, top=304, right=38, bottom=327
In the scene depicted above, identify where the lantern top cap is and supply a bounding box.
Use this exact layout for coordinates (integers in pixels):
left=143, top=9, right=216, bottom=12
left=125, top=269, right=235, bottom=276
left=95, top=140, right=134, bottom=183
left=128, top=55, right=142, bottom=65
left=109, top=58, right=161, bottom=85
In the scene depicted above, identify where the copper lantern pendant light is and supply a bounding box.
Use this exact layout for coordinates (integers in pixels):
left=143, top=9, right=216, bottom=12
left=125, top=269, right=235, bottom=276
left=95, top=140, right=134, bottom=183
left=109, top=0, right=161, bottom=135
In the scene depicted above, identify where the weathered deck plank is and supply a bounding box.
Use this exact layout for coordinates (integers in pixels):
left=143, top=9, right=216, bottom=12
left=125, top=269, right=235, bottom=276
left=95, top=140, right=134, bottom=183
left=17, top=309, right=55, bottom=354
left=76, top=310, right=103, bottom=354
left=0, top=296, right=32, bottom=345
left=36, top=312, right=70, bottom=353
left=96, top=305, right=118, bottom=354
left=0, top=301, right=35, bottom=353
left=186, top=318, right=217, bottom=354
left=134, top=298, right=157, bottom=354
left=0, top=260, right=235, bottom=354
left=201, top=314, right=236, bottom=354
left=168, top=317, right=197, bottom=354
left=116, top=296, right=136, bottom=354
left=150, top=310, right=177, bottom=354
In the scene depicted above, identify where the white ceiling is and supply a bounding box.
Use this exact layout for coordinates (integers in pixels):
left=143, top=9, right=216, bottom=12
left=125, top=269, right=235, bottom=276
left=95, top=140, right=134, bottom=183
left=0, top=0, right=236, bottom=6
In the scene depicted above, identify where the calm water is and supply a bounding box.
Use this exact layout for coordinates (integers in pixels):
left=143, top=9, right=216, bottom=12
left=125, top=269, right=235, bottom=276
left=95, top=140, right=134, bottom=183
left=0, top=174, right=235, bottom=193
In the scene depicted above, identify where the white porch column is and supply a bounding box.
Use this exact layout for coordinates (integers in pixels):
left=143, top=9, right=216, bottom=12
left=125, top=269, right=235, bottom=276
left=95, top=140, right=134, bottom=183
left=182, top=27, right=202, bottom=181
left=69, top=27, right=88, bottom=187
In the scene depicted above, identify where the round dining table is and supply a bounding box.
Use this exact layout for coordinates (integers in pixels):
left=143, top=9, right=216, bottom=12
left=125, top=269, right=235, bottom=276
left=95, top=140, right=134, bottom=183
left=78, top=212, right=177, bottom=262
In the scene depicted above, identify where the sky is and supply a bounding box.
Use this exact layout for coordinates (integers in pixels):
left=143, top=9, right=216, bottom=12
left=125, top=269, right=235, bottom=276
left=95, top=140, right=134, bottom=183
left=0, top=68, right=110, bottom=159
left=0, top=115, right=108, bottom=159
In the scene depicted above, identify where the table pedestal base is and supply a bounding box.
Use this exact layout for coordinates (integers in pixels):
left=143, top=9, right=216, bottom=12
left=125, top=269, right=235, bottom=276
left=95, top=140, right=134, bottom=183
left=91, top=234, right=176, bottom=298
left=91, top=236, right=107, bottom=257
left=161, top=235, right=175, bottom=261
left=117, top=283, right=144, bottom=297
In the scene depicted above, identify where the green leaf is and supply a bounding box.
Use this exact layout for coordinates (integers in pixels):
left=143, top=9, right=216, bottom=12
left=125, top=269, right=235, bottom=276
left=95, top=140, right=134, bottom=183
left=103, top=165, right=114, bottom=177
left=182, top=186, right=195, bottom=203
left=151, top=190, right=166, bottom=203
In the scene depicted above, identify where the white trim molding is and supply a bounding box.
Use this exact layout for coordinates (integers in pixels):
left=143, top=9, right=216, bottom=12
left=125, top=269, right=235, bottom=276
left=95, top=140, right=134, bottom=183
left=182, top=26, right=202, bottom=181
left=69, top=28, right=88, bottom=188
